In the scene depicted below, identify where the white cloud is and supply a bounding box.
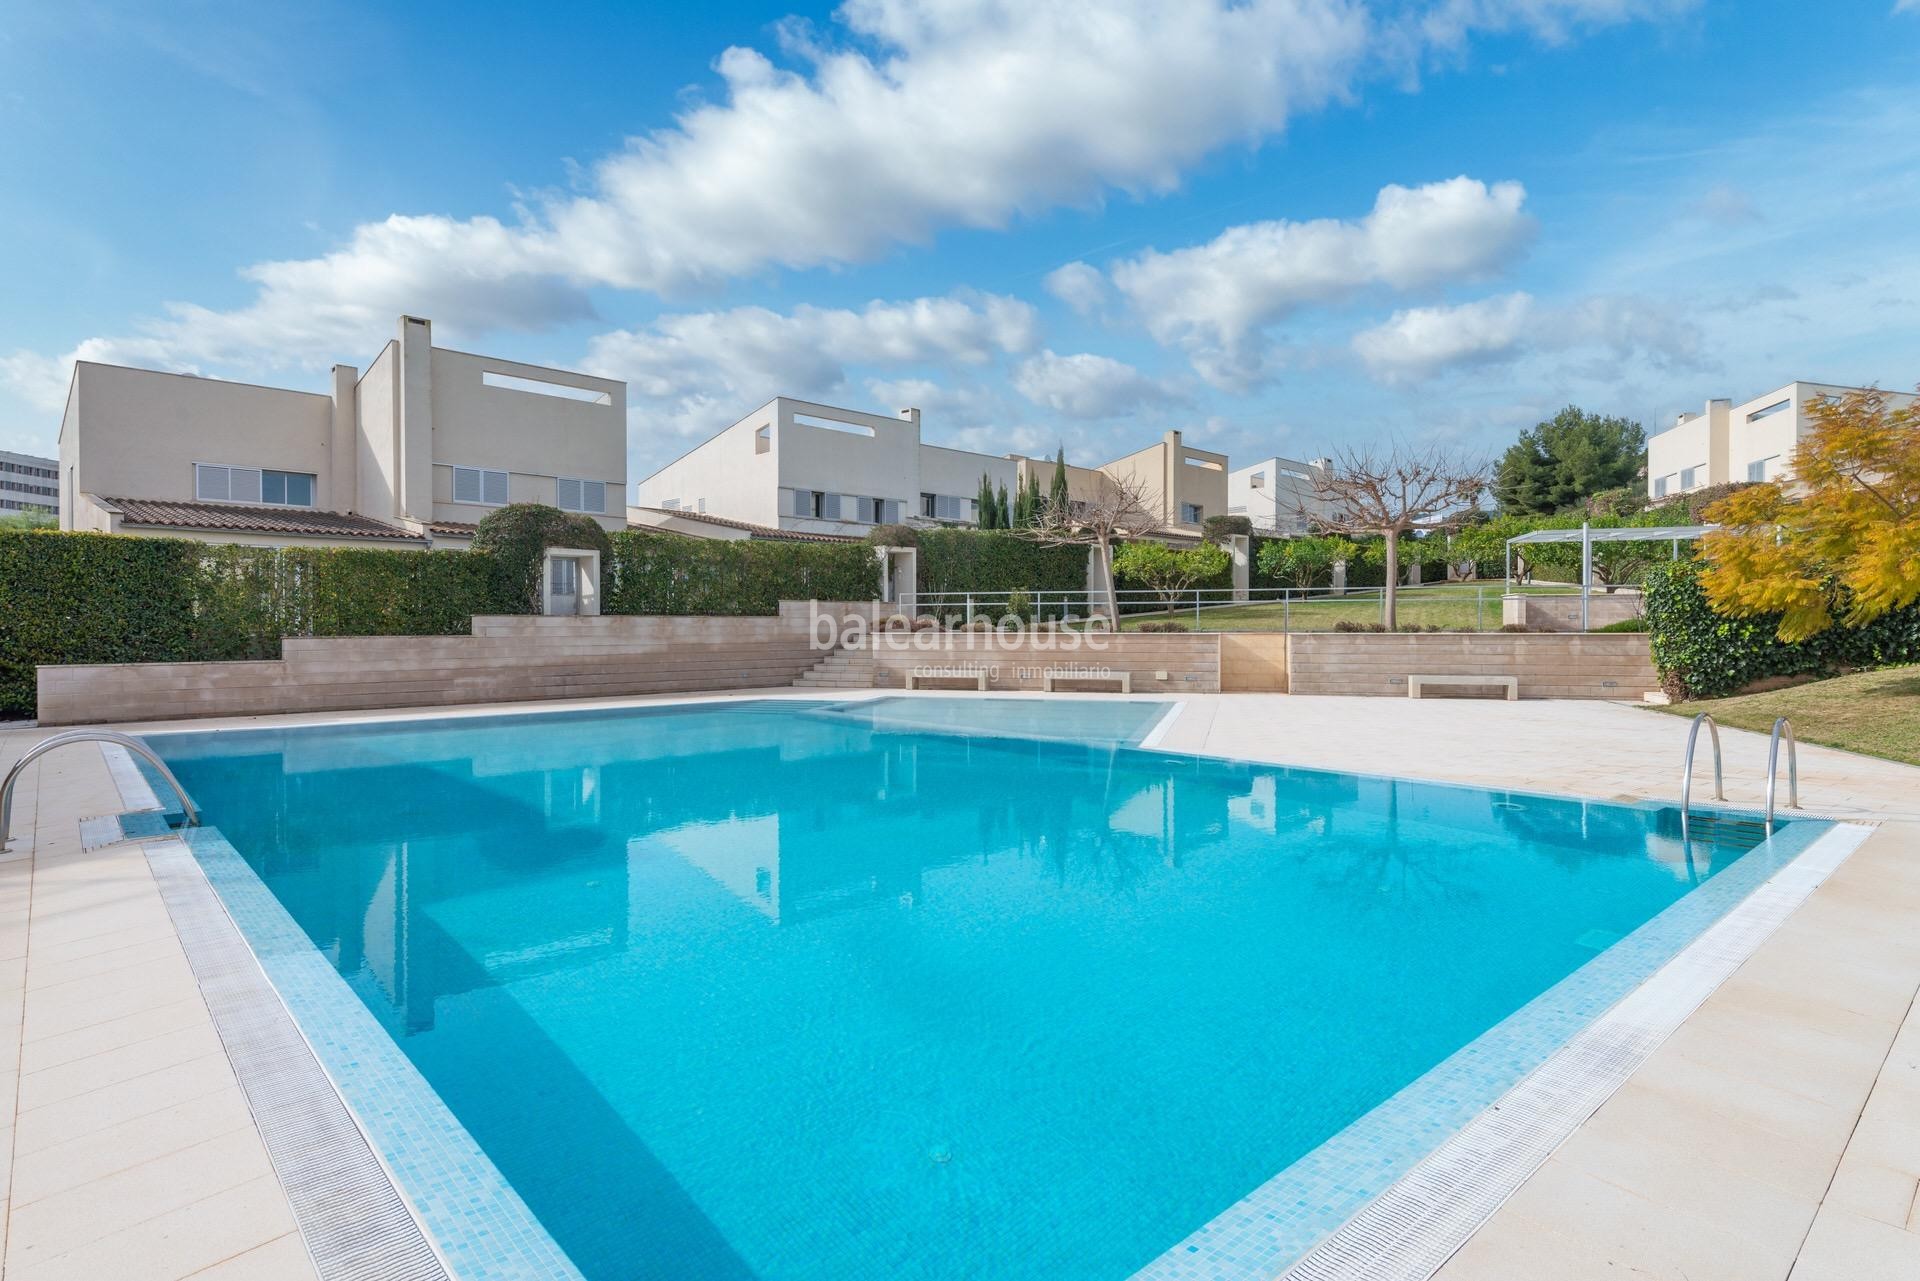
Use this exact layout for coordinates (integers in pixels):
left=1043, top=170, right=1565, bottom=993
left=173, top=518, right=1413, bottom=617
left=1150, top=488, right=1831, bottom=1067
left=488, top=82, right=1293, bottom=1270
left=1105, top=176, right=1533, bottom=388
left=1420, top=0, right=1700, bottom=47
left=1351, top=290, right=1704, bottom=383
left=1350, top=292, right=1534, bottom=380
left=1044, top=262, right=1111, bottom=315
left=584, top=291, right=1039, bottom=453
left=1012, top=349, right=1176, bottom=419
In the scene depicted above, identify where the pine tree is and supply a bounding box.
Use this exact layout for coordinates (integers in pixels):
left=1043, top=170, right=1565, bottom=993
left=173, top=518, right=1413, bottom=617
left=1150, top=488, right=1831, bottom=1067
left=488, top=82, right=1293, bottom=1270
left=996, top=482, right=1012, bottom=529
left=1048, top=447, right=1071, bottom=515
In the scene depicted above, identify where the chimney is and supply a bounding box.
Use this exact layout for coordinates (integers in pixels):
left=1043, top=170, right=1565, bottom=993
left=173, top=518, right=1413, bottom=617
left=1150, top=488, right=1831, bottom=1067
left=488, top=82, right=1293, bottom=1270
left=900, top=407, right=921, bottom=427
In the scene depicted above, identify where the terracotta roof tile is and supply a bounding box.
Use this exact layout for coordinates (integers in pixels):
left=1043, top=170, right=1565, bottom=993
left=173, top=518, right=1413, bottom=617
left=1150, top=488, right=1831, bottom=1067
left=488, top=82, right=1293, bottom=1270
left=630, top=507, right=860, bottom=543
left=101, top=497, right=427, bottom=542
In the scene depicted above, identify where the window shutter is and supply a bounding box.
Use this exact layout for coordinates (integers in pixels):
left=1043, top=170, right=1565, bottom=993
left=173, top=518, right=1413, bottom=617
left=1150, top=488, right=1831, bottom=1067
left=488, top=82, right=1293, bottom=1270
left=556, top=478, right=582, bottom=511
left=582, top=481, right=606, bottom=514
left=453, top=467, right=481, bottom=504
left=196, top=465, right=230, bottom=502
left=231, top=468, right=263, bottom=504
left=482, top=469, right=509, bottom=505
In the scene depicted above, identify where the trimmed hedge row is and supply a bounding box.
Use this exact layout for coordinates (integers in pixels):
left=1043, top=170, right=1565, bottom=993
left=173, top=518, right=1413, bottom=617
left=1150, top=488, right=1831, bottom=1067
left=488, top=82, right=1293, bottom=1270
left=0, top=532, right=516, bottom=717
left=1644, top=560, right=1920, bottom=699
left=915, top=530, right=1090, bottom=598
left=602, top=531, right=879, bottom=615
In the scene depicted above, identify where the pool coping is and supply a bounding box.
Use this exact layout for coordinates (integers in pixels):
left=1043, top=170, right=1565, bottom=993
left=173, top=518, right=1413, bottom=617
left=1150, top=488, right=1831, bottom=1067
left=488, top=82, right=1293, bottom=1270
left=102, top=747, right=583, bottom=1281
left=77, top=695, right=1889, bottom=1280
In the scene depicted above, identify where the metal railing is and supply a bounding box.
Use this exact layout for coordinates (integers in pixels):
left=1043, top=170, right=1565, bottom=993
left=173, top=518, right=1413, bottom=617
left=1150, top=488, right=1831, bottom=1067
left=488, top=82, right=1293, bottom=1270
left=1765, top=717, right=1799, bottom=834
left=1, top=730, right=200, bottom=851
left=906, top=583, right=1631, bottom=633
left=1678, top=712, right=1723, bottom=842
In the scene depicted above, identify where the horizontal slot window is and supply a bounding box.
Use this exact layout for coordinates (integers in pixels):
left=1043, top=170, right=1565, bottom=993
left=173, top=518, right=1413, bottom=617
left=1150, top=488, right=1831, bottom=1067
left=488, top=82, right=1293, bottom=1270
left=481, top=371, right=612, bottom=406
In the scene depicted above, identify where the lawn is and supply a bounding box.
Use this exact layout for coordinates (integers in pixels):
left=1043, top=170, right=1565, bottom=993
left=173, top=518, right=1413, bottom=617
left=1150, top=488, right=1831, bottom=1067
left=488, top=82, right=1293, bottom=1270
left=1117, top=583, right=1579, bottom=633
left=1651, top=666, right=1920, bottom=767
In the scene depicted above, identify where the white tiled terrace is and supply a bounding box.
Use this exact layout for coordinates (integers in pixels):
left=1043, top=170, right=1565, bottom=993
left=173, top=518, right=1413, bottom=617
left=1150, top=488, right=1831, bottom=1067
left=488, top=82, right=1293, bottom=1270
left=1, top=691, right=1916, bottom=1280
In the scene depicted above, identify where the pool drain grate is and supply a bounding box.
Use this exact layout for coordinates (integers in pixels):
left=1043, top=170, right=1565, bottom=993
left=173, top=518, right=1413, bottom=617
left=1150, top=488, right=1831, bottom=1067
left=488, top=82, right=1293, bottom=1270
left=146, top=838, right=452, bottom=1281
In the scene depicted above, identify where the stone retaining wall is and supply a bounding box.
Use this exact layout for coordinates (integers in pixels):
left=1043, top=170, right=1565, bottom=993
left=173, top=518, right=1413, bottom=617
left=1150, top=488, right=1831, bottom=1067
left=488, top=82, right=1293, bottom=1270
left=1284, top=632, right=1656, bottom=699
left=863, top=632, right=1221, bottom=694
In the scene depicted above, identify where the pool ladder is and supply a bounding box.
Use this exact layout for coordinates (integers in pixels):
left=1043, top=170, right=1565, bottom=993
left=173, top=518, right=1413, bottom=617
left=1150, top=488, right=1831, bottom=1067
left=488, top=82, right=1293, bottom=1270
left=1679, top=713, right=1798, bottom=841
left=1, top=730, right=201, bottom=851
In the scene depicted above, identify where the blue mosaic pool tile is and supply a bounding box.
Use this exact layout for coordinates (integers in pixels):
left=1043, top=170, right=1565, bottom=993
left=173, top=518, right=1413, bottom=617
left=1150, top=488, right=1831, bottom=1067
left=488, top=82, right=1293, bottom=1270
left=1135, top=814, right=1835, bottom=1280
left=183, top=827, right=586, bottom=1281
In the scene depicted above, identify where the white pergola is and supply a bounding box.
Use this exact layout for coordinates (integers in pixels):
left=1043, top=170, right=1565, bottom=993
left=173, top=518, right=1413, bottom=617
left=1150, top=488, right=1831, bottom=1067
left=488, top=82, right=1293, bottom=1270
left=1505, top=523, right=1715, bottom=630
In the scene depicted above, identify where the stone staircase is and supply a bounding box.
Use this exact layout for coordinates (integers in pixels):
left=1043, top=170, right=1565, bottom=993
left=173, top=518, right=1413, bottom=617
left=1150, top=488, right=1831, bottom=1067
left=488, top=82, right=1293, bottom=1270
left=792, top=646, right=877, bottom=690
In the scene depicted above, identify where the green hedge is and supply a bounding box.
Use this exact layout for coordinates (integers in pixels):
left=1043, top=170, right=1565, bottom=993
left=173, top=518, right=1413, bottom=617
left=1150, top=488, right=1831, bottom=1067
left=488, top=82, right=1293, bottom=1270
left=1644, top=560, right=1920, bottom=699
left=603, top=531, right=878, bottom=615
left=0, top=531, right=517, bottom=717
left=915, top=530, right=1089, bottom=597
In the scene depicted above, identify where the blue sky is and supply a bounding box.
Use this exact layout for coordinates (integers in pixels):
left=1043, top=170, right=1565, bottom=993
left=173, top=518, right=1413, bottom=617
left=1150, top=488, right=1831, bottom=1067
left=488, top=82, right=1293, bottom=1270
left=3, top=0, right=1917, bottom=480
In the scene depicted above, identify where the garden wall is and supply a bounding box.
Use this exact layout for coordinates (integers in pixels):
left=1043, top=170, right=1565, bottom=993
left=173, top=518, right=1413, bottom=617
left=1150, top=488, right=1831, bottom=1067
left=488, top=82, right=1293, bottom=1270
left=1283, top=633, right=1656, bottom=699
left=862, top=632, right=1221, bottom=694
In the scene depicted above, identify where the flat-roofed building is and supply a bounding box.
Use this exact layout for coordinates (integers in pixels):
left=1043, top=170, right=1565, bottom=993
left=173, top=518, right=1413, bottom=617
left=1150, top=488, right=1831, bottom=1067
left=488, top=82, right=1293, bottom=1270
left=1228, top=455, right=1330, bottom=534
left=58, top=315, right=626, bottom=548
left=1646, top=381, right=1916, bottom=499
left=1, top=449, right=59, bottom=517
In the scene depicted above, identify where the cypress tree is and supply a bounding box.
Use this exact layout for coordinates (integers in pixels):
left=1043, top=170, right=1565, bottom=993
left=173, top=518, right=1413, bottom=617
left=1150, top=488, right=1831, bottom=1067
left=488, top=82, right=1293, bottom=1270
left=976, top=472, right=999, bottom=528
left=1049, top=446, right=1071, bottom=515
left=996, top=482, right=1011, bottom=529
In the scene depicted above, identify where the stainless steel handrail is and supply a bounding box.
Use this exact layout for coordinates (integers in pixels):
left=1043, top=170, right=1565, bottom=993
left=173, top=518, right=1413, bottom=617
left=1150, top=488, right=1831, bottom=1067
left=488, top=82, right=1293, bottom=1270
left=1, top=731, right=200, bottom=850
left=1765, top=716, right=1799, bottom=834
left=1679, top=712, right=1724, bottom=842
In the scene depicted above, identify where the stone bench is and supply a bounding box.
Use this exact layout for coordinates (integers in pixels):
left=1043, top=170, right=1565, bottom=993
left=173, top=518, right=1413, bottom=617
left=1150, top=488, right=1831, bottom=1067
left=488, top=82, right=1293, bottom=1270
left=1407, top=674, right=1518, bottom=701
left=906, top=670, right=989, bottom=691
left=1043, top=670, right=1132, bottom=693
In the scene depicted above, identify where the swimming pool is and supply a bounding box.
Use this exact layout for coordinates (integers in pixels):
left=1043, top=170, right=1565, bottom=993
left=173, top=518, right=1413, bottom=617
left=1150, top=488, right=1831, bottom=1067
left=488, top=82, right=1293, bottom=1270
left=140, top=697, right=1829, bottom=1280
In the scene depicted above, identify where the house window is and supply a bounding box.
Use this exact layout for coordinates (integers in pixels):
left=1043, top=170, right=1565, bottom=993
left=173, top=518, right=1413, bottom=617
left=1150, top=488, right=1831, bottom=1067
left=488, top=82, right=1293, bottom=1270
left=1747, top=398, right=1791, bottom=422
left=453, top=466, right=510, bottom=506
left=1653, top=475, right=1669, bottom=498
left=260, top=470, right=315, bottom=507
left=1248, top=471, right=1266, bottom=489
left=196, top=463, right=311, bottom=507
left=754, top=425, right=771, bottom=455
left=1181, top=502, right=1203, bottom=524
left=1747, top=455, right=1780, bottom=483
left=556, top=478, right=607, bottom=514
left=1680, top=466, right=1700, bottom=490
left=921, top=492, right=937, bottom=518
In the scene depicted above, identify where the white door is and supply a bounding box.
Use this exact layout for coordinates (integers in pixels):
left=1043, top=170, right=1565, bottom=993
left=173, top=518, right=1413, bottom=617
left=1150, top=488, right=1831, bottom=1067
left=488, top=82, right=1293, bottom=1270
left=547, top=555, right=581, bottom=616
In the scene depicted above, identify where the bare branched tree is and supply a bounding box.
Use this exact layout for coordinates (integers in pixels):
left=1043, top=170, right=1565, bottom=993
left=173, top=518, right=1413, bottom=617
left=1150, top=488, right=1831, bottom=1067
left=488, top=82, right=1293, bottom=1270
left=1289, top=443, right=1485, bottom=630
left=1023, top=471, right=1163, bottom=625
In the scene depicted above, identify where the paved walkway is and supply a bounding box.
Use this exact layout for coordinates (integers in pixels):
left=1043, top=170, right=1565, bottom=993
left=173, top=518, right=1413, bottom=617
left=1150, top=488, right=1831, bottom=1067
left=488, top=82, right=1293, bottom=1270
left=2, top=691, right=1917, bottom=1279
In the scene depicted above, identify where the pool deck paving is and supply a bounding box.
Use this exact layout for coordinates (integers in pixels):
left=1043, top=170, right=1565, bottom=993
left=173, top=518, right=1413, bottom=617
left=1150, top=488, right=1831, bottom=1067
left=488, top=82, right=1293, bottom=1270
left=0, top=689, right=1916, bottom=1280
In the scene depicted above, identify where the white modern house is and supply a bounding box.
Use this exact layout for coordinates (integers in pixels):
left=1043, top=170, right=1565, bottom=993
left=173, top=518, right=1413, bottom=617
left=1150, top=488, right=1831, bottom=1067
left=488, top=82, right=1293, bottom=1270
left=1228, top=455, right=1330, bottom=534
left=1645, top=381, right=1915, bottom=498
left=58, top=316, right=627, bottom=549
left=637, top=401, right=1237, bottom=541
left=1, top=449, right=58, bottom=517
left=635, top=398, right=1019, bottom=538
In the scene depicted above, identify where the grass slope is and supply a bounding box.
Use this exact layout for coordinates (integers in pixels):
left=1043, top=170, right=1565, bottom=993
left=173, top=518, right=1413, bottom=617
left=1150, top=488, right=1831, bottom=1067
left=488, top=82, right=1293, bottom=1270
left=1654, top=666, right=1920, bottom=767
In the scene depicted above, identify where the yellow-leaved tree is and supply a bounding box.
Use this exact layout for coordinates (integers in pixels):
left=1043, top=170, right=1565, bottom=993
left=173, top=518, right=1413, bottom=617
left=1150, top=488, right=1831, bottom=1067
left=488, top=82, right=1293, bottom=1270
left=1698, top=386, right=1920, bottom=641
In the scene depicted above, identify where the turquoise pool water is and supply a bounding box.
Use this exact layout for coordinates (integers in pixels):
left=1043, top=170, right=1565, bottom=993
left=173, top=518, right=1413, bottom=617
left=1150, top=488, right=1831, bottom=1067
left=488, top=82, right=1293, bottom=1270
left=144, top=698, right=1805, bottom=1280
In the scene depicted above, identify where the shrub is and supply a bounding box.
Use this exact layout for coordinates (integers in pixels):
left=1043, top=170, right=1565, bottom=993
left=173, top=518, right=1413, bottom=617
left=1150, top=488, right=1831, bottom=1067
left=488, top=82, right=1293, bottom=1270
left=1645, top=560, right=1920, bottom=699
left=1135, top=620, right=1189, bottom=632
left=603, top=531, right=878, bottom=615
left=0, top=530, right=518, bottom=718
left=1201, top=514, right=1252, bottom=543
left=471, top=504, right=614, bottom=613
left=1594, top=617, right=1648, bottom=633
left=865, top=523, right=919, bottom=547
left=1112, top=540, right=1231, bottom=613
left=1333, top=620, right=1388, bottom=633
left=915, top=530, right=1088, bottom=598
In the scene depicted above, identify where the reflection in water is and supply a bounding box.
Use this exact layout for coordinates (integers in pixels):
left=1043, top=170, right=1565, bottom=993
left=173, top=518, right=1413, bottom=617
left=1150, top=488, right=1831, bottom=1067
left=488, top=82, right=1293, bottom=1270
left=146, top=702, right=1782, bottom=1281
